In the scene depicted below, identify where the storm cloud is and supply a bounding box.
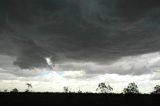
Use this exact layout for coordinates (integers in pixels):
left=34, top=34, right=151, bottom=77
left=1, top=0, right=160, bottom=69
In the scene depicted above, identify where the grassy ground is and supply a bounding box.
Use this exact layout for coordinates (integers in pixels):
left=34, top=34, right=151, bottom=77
left=0, top=92, right=160, bottom=106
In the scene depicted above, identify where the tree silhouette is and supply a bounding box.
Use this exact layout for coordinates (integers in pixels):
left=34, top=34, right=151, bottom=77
left=151, top=85, right=160, bottom=94
left=96, top=82, right=113, bottom=93
left=26, top=83, right=32, bottom=88
left=63, top=86, right=69, bottom=93
left=123, top=82, right=139, bottom=94
left=78, top=90, right=82, bottom=93
left=25, top=83, right=32, bottom=92
left=78, top=87, right=82, bottom=93
left=11, top=88, right=18, bottom=92
left=4, top=89, right=8, bottom=92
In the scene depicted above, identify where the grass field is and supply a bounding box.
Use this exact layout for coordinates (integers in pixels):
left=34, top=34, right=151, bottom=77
left=0, top=93, right=160, bottom=106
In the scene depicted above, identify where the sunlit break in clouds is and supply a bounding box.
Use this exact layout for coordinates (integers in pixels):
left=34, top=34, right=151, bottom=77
left=1, top=0, right=160, bottom=93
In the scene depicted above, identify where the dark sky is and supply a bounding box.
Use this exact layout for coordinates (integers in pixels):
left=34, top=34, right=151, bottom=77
left=1, top=0, right=160, bottom=69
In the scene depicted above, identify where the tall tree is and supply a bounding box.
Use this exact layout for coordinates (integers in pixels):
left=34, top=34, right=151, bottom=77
left=96, top=82, right=113, bottom=93
left=25, top=83, right=32, bottom=92
left=123, top=82, right=140, bottom=94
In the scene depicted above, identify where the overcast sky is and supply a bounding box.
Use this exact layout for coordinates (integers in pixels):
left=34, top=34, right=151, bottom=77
left=1, top=0, right=160, bottom=93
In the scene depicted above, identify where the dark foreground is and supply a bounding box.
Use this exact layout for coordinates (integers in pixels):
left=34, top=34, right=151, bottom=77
left=0, top=93, right=160, bottom=106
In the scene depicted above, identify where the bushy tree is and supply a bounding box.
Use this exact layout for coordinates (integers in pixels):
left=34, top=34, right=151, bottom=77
left=123, top=82, right=139, bottom=94
left=151, top=85, right=160, bottom=94
left=96, top=82, right=113, bottom=93
left=11, top=88, right=18, bottom=92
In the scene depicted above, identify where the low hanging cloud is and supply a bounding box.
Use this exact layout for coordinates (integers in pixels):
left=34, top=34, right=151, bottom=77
left=50, top=52, right=160, bottom=76
left=0, top=0, right=160, bottom=69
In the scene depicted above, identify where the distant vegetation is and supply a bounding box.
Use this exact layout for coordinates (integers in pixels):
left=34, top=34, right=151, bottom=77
left=63, top=86, right=70, bottom=93
left=1, top=82, right=160, bottom=94
left=4, top=89, right=8, bottom=92
left=10, top=88, right=18, bottom=93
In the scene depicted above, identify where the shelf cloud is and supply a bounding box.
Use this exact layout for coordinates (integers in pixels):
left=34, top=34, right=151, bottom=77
left=0, top=0, right=160, bottom=70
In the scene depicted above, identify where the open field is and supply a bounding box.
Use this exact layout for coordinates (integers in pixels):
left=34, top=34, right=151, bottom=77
left=0, top=93, right=160, bottom=106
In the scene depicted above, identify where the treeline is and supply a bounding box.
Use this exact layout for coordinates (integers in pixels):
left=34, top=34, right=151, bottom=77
left=63, top=82, right=160, bottom=94
left=1, top=82, right=160, bottom=94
